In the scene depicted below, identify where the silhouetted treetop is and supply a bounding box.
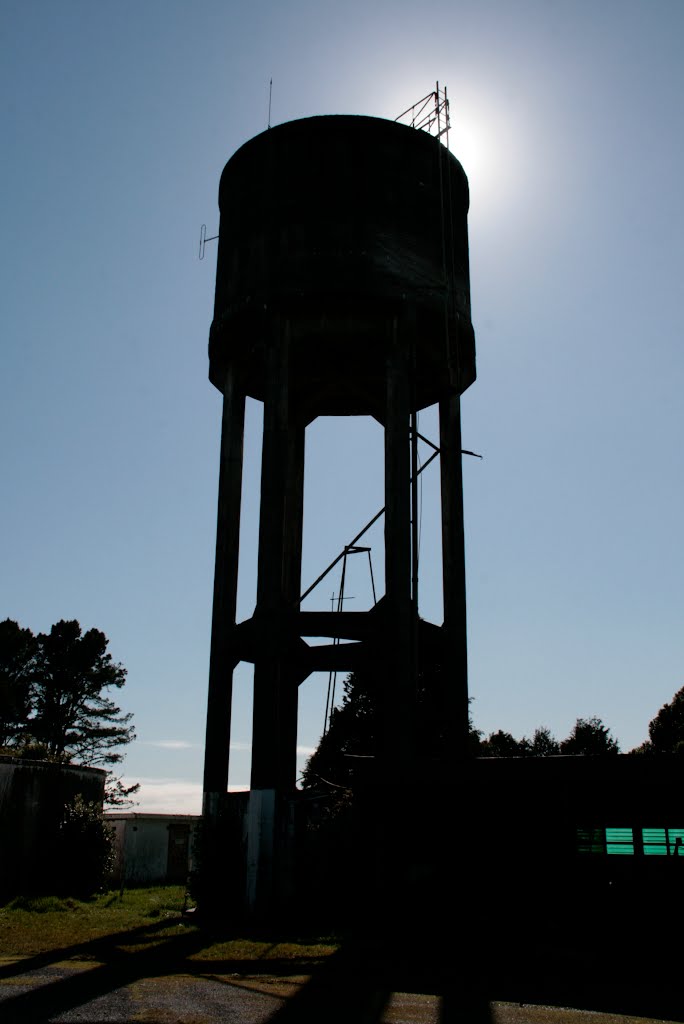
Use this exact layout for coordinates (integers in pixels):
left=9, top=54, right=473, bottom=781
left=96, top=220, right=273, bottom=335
left=29, top=619, right=134, bottom=766
left=0, top=618, right=136, bottom=774
left=645, top=685, right=684, bottom=755
left=479, top=729, right=523, bottom=758
left=479, top=719, right=622, bottom=758
left=301, top=667, right=481, bottom=790
left=0, top=618, right=37, bottom=748
left=559, top=716, right=620, bottom=756
left=526, top=725, right=561, bottom=756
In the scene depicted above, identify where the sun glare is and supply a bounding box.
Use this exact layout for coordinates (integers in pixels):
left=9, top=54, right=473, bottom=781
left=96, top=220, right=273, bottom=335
left=447, top=96, right=521, bottom=220
left=450, top=116, right=486, bottom=185
left=371, top=75, right=521, bottom=222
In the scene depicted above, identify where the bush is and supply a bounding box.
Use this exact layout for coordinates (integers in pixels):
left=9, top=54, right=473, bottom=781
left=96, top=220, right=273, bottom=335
left=52, top=796, right=115, bottom=898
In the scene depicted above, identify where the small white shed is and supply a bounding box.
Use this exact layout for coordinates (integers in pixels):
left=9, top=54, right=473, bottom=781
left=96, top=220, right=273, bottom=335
left=105, top=812, right=199, bottom=886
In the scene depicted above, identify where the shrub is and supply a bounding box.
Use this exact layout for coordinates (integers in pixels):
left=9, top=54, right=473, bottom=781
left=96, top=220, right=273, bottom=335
left=53, top=796, right=115, bottom=898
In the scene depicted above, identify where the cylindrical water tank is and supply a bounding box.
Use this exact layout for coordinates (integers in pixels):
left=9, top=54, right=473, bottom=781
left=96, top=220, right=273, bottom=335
left=209, top=115, right=475, bottom=416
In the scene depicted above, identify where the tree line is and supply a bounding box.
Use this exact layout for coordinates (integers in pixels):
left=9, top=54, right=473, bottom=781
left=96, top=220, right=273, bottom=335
left=474, top=686, right=684, bottom=759
left=0, top=617, right=137, bottom=805
left=475, top=718, right=619, bottom=758
left=303, top=669, right=684, bottom=791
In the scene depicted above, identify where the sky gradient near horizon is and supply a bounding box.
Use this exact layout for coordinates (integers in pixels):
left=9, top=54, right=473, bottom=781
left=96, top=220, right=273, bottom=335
left=3, top=0, right=684, bottom=812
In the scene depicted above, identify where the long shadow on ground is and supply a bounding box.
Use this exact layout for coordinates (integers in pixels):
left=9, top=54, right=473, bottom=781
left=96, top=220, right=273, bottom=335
left=0, top=914, right=492, bottom=1024
left=0, top=917, right=324, bottom=1024
left=1, top=917, right=683, bottom=1024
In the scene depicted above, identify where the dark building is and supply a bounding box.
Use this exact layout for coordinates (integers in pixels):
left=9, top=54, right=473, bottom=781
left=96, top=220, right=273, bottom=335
left=0, top=755, right=106, bottom=899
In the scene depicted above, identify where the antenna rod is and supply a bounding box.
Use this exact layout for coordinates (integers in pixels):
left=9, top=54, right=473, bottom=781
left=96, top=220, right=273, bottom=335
left=268, top=78, right=273, bottom=128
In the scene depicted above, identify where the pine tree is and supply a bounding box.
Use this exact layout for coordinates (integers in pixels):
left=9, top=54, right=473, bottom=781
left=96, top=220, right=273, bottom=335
left=29, top=619, right=135, bottom=766
left=301, top=667, right=481, bottom=789
left=301, top=672, right=376, bottom=790
left=0, top=618, right=37, bottom=748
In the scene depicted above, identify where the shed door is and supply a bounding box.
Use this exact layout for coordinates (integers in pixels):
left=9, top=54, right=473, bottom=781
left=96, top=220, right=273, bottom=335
left=167, top=824, right=189, bottom=882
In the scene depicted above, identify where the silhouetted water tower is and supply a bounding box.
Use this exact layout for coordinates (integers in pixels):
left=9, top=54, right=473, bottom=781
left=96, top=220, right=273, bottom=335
left=202, top=109, right=476, bottom=920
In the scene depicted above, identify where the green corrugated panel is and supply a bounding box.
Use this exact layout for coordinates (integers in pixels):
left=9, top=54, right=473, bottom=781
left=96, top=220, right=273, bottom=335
left=667, top=828, right=684, bottom=854
left=642, top=827, right=684, bottom=855
left=577, top=826, right=684, bottom=858
left=605, top=827, right=633, bottom=855
left=643, top=827, right=667, bottom=856
left=576, top=826, right=604, bottom=854
left=606, top=828, right=632, bottom=842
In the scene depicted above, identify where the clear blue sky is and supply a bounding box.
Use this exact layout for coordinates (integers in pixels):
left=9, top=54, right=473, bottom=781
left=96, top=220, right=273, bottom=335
left=3, top=0, right=683, bottom=811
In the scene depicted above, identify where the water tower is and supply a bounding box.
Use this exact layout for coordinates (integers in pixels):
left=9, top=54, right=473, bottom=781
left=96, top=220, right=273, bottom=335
left=202, top=100, right=476, bottom=920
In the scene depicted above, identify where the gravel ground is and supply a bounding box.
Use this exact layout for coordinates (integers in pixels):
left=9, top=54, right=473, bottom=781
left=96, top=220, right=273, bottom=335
left=1, top=960, right=681, bottom=1024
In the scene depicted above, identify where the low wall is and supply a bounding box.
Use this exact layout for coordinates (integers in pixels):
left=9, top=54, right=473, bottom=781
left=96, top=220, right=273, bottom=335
left=0, top=756, right=106, bottom=899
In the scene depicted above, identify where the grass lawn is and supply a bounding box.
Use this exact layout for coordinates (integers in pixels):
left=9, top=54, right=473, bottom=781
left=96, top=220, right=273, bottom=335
left=1, top=892, right=681, bottom=1024
left=0, top=886, right=338, bottom=963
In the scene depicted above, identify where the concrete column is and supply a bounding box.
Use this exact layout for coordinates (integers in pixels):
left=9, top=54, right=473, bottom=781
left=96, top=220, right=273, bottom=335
left=438, top=392, right=470, bottom=949
left=248, top=319, right=303, bottom=919
left=251, top=318, right=291, bottom=791
left=377, top=315, right=416, bottom=915
left=439, top=393, right=469, bottom=762
left=201, top=364, right=246, bottom=909
left=281, top=423, right=305, bottom=787
left=383, top=317, right=414, bottom=777
left=202, top=364, right=246, bottom=807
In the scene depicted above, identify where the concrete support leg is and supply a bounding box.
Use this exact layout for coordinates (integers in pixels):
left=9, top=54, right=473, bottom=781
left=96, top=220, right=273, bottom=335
left=438, top=392, right=469, bottom=942
left=202, top=365, right=246, bottom=905
left=439, top=393, right=469, bottom=761
left=281, top=423, right=305, bottom=786
left=378, top=316, right=416, bottom=914
left=248, top=320, right=303, bottom=919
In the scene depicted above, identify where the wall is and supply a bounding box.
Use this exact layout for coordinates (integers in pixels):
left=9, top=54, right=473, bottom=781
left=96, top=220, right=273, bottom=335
left=106, top=813, right=199, bottom=886
left=0, top=756, right=106, bottom=899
